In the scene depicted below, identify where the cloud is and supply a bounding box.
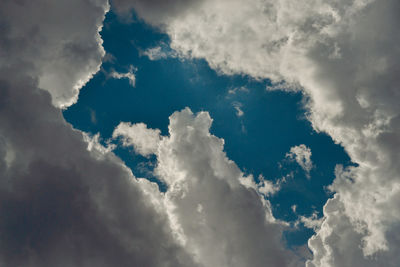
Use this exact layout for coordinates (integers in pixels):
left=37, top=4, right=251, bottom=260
left=110, top=65, right=137, bottom=87
left=0, top=1, right=199, bottom=266
left=141, top=44, right=178, bottom=60
left=232, top=101, right=244, bottom=117
left=4, top=0, right=400, bottom=266
left=298, top=212, right=323, bottom=231
left=116, top=108, right=302, bottom=266
left=286, top=144, right=313, bottom=178
left=113, top=122, right=161, bottom=157
left=0, top=73, right=199, bottom=267
left=118, top=0, right=400, bottom=265
left=0, top=2, right=303, bottom=265
left=111, top=0, right=204, bottom=27
left=0, top=0, right=109, bottom=108
left=228, top=86, right=249, bottom=95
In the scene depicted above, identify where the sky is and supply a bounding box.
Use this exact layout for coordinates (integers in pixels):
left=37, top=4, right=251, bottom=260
left=1, top=0, right=400, bottom=267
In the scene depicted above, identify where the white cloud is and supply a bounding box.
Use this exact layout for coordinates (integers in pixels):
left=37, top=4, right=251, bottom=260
left=232, top=102, right=244, bottom=117
left=114, top=108, right=302, bottom=266
left=118, top=0, right=400, bottom=265
left=142, top=44, right=178, bottom=61
left=286, top=144, right=313, bottom=178
left=113, top=122, right=161, bottom=157
left=299, top=212, right=323, bottom=231
left=153, top=108, right=300, bottom=266
left=228, top=86, right=249, bottom=95
left=110, top=66, right=137, bottom=87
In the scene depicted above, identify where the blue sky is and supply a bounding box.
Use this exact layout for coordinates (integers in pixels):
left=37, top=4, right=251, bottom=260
left=64, top=11, right=352, bottom=248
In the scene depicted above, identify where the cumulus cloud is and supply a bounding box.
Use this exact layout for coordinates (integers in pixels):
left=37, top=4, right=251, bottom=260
left=117, top=0, right=400, bottom=265
left=286, top=144, right=313, bottom=178
left=116, top=108, right=301, bottom=267
left=110, top=65, right=137, bottom=87
left=113, top=122, right=161, bottom=157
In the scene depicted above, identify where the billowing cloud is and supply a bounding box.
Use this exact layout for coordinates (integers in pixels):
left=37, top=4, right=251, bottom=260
left=113, top=122, right=161, bottom=156
left=116, top=108, right=302, bottom=267
left=117, top=0, right=400, bottom=265
left=286, top=144, right=313, bottom=178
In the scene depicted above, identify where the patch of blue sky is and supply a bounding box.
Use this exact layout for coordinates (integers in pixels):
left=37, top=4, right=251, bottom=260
left=63, top=10, right=353, bottom=248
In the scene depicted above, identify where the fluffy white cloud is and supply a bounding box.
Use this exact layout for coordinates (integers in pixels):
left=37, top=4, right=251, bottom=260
left=110, top=65, right=137, bottom=87
left=286, top=144, right=313, bottom=178
left=116, top=0, right=400, bottom=265
left=116, top=108, right=302, bottom=267
left=113, top=122, right=161, bottom=157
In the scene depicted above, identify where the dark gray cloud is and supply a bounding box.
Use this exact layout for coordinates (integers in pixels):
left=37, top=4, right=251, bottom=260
left=0, top=69, right=198, bottom=267
left=0, top=0, right=108, bottom=107
left=0, top=1, right=198, bottom=266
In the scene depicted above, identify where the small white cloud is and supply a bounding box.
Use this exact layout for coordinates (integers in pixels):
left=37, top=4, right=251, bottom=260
left=286, top=144, right=313, bottom=178
left=112, top=122, right=161, bottom=157
left=239, top=174, right=281, bottom=197
left=110, top=65, right=137, bottom=87
left=291, top=205, right=297, bottom=213
left=232, top=102, right=244, bottom=117
left=257, top=175, right=281, bottom=196
left=142, top=44, right=178, bottom=61
left=228, top=86, right=249, bottom=95
left=299, top=212, right=323, bottom=231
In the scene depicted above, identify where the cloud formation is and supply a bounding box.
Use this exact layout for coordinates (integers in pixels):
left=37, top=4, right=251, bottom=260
left=116, top=0, right=400, bottom=265
left=110, top=65, right=137, bottom=87
left=286, top=144, right=313, bottom=178
left=113, top=122, right=161, bottom=156
left=115, top=108, right=302, bottom=267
